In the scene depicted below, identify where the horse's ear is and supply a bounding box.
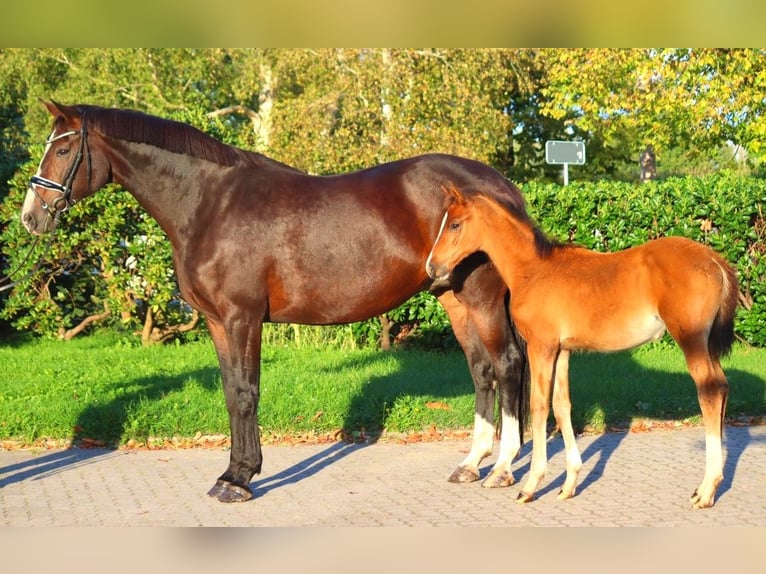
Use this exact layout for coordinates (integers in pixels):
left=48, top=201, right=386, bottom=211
left=41, top=99, right=62, bottom=117
left=41, top=99, right=82, bottom=128
left=440, top=183, right=466, bottom=205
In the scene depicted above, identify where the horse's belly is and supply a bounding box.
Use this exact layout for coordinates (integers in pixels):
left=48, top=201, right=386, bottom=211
left=267, top=268, right=429, bottom=325
left=562, top=311, right=666, bottom=352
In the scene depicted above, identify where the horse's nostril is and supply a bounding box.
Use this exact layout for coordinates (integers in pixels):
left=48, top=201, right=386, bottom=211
left=22, top=212, right=36, bottom=233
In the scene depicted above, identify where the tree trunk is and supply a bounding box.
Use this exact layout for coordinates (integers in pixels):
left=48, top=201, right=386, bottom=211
left=142, top=308, right=200, bottom=346
left=640, top=144, right=657, bottom=182
left=62, top=305, right=111, bottom=340
left=207, top=63, right=273, bottom=152
left=379, top=314, right=393, bottom=351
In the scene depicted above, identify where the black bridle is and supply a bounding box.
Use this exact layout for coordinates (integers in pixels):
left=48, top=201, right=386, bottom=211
left=29, top=116, right=91, bottom=217
left=0, top=118, right=90, bottom=292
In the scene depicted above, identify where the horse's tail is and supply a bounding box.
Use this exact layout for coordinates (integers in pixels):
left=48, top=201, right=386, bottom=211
left=503, top=293, right=530, bottom=441
left=708, top=255, right=739, bottom=361
left=517, top=333, right=531, bottom=440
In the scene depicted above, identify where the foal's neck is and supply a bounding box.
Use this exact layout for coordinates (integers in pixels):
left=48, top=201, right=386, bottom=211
left=477, top=199, right=552, bottom=290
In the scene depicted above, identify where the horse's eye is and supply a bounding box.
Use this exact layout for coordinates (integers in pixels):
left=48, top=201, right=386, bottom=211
left=56, top=148, right=70, bottom=157
left=449, top=221, right=461, bottom=232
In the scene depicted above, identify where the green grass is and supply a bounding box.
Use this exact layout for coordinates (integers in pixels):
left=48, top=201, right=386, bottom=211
left=0, top=333, right=764, bottom=447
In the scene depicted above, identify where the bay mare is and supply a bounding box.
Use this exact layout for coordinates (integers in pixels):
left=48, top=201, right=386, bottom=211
left=21, top=101, right=529, bottom=503
left=426, top=184, right=737, bottom=508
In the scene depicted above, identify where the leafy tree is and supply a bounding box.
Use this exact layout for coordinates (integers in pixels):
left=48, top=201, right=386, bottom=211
left=537, top=48, right=766, bottom=178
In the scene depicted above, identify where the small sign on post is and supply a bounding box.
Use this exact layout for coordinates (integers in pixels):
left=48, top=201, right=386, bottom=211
left=545, top=140, right=585, bottom=185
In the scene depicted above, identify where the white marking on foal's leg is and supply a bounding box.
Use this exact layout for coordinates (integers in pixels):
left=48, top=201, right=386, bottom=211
left=693, top=431, right=725, bottom=508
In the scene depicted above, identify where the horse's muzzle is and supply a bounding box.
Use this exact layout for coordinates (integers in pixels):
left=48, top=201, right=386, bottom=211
left=426, top=261, right=449, bottom=282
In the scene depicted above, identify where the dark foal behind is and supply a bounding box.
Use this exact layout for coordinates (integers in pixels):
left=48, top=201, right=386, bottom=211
left=21, top=101, right=529, bottom=503
left=426, top=184, right=737, bottom=509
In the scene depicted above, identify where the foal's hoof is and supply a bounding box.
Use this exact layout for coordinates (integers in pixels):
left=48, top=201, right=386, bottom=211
left=448, top=465, right=480, bottom=484
left=207, top=480, right=253, bottom=503
left=481, top=469, right=514, bottom=488
left=557, top=488, right=576, bottom=500
left=689, top=489, right=714, bottom=509
left=515, top=491, right=535, bottom=504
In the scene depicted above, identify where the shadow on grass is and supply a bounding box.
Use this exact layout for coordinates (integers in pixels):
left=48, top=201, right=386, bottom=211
left=2, top=346, right=763, bottom=502
left=0, top=364, right=221, bottom=489
left=336, top=349, right=473, bottom=439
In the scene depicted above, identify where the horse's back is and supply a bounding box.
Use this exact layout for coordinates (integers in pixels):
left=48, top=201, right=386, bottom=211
left=181, top=153, right=520, bottom=324
left=641, top=236, right=735, bottom=279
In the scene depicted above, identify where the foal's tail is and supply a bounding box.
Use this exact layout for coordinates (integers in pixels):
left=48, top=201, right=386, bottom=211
left=708, top=255, right=739, bottom=361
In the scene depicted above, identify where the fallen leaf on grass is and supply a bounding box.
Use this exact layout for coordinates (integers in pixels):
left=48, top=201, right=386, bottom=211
left=425, top=401, right=451, bottom=411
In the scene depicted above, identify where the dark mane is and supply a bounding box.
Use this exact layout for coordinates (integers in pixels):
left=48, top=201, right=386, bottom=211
left=76, top=105, right=285, bottom=170
left=533, top=226, right=563, bottom=258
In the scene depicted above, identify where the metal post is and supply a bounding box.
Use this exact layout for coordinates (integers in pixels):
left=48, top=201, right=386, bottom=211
left=563, top=163, right=569, bottom=186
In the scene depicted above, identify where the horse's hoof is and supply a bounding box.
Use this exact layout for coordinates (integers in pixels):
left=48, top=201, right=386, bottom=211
left=481, top=469, right=514, bottom=488
left=557, top=488, right=575, bottom=500
left=208, top=480, right=253, bottom=503
left=448, top=465, right=480, bottom=484
left=689, top=490, right=714, bottom=509
left=515, top=491, right=535, bottom=504
left=207, top=480, right=230, bottom=498
left=217, top=484, right=254, bottom=503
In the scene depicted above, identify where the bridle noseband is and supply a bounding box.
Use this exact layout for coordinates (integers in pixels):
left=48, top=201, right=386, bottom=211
left=29, top=117, right=91, bottom=218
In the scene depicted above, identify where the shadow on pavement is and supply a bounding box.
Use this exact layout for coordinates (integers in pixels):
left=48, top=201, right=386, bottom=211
left=250, top=442, right=369, bottom=498
left=0, top=448, right=118, bottom=488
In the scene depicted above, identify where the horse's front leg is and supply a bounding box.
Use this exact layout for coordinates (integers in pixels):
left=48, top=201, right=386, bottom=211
left=517, top=343, right=557, bottom=503
left=206, top=317, right=264, bottom=503
left=550, top=350, right=582, bottom=500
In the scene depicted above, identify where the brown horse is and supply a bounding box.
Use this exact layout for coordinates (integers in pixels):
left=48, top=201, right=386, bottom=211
left=426, top=184, right=738, bottom=508
left=21, top=101, right=530, bottom=503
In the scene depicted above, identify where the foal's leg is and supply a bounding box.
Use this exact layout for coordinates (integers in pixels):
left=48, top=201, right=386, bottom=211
left=679, top=338, right=729, bottom=509
left=206, top=316, right=265, bottom=503
left=517, top=344, right=557, bottom=503
left=550, top=350, right=583, bottom=499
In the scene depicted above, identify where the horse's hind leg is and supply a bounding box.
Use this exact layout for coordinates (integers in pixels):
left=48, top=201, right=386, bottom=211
left=438, top=291, right=496, bottom=483
left=550, top=350, right=582, bottom=500
left=679, top=337, right=729, bottom=509
left=439, top=280, right=526, bottom=488
left=476, top=314, right=526, bottom=489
